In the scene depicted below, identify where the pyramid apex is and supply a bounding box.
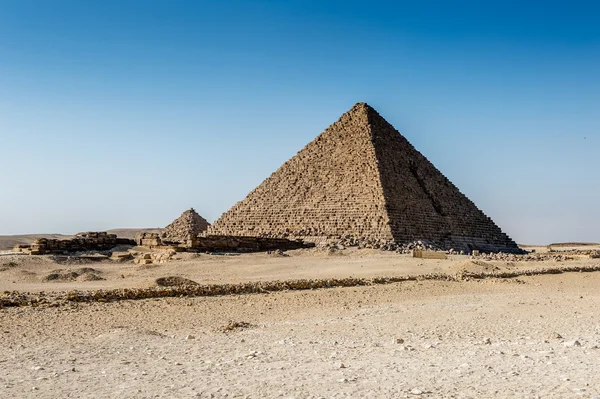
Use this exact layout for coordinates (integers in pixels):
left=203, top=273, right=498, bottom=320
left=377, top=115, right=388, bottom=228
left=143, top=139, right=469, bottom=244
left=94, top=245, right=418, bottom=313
left=350, top=102, right=371, bottom=110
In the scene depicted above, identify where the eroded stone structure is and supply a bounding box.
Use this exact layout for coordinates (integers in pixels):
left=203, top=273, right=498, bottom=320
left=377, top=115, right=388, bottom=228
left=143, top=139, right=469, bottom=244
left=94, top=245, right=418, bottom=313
left=161, top=208, right=210, bottom=246
left=207, top=102, right=522, bottom=253
left=135, top=232, right=313, bottom=253
left=13, top=232, right=135, bottom=255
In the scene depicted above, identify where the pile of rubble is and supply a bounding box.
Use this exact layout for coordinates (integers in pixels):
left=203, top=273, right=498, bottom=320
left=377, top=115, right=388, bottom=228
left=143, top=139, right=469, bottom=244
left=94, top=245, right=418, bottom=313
left=12, top=232, right=135, bottom=255
left=131, top=250, right=178, bottom=265
left=324, top=237, right=446, bottom=253
left=473, top=252, right=595, bottom=262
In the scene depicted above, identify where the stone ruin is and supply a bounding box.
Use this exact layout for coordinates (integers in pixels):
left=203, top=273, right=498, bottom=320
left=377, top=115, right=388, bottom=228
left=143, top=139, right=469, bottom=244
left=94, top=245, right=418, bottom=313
left=13, top=232, right=135, bottom=255
left=134, top=208, right=315, bottom=253
left=134, top=232, right=312, bottom=253
left=161, top=208, right=210, bottom=246
left=207, top=102, right=523, bottom=254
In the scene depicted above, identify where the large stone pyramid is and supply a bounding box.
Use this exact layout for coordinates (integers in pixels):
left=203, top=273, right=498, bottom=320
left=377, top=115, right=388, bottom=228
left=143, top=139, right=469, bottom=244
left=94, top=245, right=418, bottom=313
left=207, top=103, right=521, bottom=253
left=162, top=208, right=210, bottom=245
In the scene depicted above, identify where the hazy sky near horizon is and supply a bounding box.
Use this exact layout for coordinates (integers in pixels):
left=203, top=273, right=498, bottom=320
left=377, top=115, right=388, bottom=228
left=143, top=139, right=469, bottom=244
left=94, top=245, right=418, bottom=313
left=0, top=1, right=598, bottom=244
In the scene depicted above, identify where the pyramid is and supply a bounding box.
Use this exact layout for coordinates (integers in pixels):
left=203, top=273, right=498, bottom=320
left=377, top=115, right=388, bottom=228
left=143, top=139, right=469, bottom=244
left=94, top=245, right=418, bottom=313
left=207, top=103, right=521, bottom=253
left=162, top=208, right=210, bottom=245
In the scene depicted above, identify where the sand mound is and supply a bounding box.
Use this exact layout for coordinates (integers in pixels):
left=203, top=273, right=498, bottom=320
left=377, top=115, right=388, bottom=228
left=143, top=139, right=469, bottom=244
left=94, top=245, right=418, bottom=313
left=77, top=273, right=105, bottom=281
left=155, top=276, right=199, bottom=287
left=43, top=268, right=103, bottom=282
left=0, top=260, right=18, bottom=272
left=74, top=267, right=100, bottom=274
left=450, top=260, right=503, bottom=274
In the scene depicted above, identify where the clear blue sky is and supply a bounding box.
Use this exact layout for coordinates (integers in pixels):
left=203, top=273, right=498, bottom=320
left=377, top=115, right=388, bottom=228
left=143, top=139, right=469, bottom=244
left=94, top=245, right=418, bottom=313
left=0, top=1, right=598, bottom=244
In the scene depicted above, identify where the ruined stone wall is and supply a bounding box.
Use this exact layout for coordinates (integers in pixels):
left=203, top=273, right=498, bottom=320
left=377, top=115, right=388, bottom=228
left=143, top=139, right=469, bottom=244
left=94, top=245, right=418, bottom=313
left=207, top=103, right=393, bottom=241
left=135, top=232, right=313, bottom=253
left=134, top=232, right=163, bottom=248
left=190, top=235, right=313, bottom=252
left=13, top=232, right=135, bottom=255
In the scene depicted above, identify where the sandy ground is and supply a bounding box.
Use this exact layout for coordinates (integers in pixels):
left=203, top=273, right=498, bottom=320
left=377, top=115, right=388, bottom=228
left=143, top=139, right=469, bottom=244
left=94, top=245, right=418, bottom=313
left=1, top=269, right=600, bottom=398
left=2, top=246, right=600, bottom=293
left=2, top=247, right=600, bottom=398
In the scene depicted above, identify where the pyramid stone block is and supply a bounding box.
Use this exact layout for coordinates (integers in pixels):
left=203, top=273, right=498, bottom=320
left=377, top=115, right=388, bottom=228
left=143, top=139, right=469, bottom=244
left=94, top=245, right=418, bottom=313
left=207, top=103, right=521, bottom=253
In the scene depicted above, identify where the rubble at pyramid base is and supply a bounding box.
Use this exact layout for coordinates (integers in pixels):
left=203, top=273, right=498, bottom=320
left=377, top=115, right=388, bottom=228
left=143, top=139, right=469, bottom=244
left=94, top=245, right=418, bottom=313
left=251, top=234, right=525, bottom=255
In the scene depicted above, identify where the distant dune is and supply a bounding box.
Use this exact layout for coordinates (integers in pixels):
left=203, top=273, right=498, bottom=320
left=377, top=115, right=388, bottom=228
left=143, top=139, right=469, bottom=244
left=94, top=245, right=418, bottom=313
left=0, top=228, right=163, bottom=251
left=0, top=234, right=72, bottom=251
left=549, top=242, right=599, bottom=247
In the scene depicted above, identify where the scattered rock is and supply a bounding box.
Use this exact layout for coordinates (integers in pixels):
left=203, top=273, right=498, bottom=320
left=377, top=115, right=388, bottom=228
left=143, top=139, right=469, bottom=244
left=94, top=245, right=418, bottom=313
left=43, top=268, right=103, bottom=282
left=267, top=249, right=289, bottom=257
left=221, top=321, right=253, bottom=333
left=549, top=332, right=563, bottom=340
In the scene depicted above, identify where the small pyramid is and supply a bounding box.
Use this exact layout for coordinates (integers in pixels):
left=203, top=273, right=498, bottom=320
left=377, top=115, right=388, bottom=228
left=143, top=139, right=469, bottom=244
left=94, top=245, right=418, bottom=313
left=207, top=103, right=520, bottom=253
left=162, top=208, right=210, bottom=245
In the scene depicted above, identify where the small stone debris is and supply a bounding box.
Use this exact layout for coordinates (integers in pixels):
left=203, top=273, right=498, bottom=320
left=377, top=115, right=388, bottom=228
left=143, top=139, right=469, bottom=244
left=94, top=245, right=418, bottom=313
left=410, top=388, right=424, bottom=395
left=267, top=249, right=289, bottom=257
left=336, top=362, right=346, bottom=369
left=221, top=321, right=253, bottom=333
left=395, top=338, right=405, bottom=344
left=563, top=340, right=581, bottom=347
left=549, top=332, right=563, bottom=340
left=483, top=337, right=492, bottom=345
left=185, top=334, right=195, bottom=340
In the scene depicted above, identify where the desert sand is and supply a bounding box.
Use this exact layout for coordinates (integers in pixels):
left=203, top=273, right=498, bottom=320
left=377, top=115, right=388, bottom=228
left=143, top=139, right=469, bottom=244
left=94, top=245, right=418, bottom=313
left=2, top=246, right=600, bottom=398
